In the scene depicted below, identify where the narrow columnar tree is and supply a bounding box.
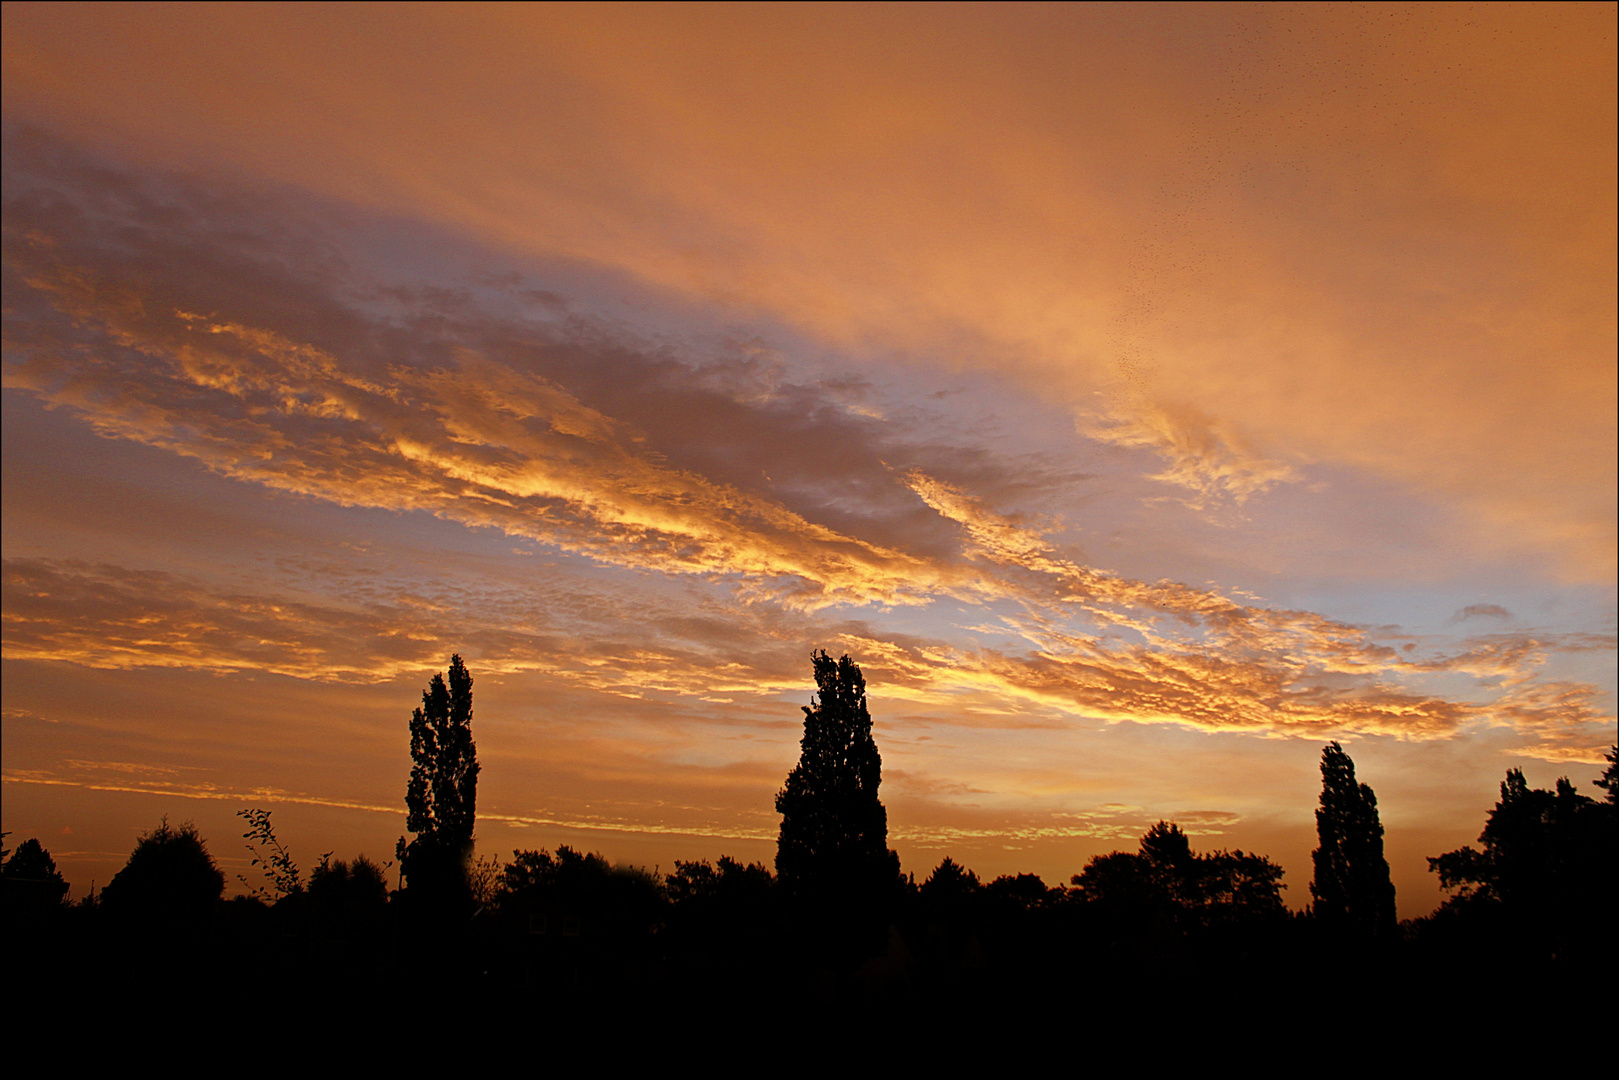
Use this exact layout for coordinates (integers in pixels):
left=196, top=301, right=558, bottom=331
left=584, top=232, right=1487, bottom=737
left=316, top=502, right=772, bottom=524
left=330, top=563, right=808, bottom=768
left=398, top=654, right=479, bottom=890
left=1311, top=742, right=1396, bottom=937
left=775, top=651, right=896, bottom=901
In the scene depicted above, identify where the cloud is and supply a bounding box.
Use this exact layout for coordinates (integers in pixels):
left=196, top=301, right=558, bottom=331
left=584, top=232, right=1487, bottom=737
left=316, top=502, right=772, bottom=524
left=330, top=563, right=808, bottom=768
left=841, top=630, right=1475, bottom=739
left=888, top=804, right=1246, bottom=852
left=1082, top=399, right=1298, bottom=505
left=1453, top=604, right=1512, bottom=623
left=9, top=4, right=1609, bottom=577
left=0, top=770, right=785, bottom=843
left=1, top=772, right=399, bottom=816
left=2, top=130, right=1611, bottom=762
left=5, top=257, right=956, bottom=611
left=10, top=555, right=1610, bottom=757
left=1485, top=681, right=1617, bottom=765
left=0, top=556, right=815, bottom=703
left=2, top=558, right=448, bottom=681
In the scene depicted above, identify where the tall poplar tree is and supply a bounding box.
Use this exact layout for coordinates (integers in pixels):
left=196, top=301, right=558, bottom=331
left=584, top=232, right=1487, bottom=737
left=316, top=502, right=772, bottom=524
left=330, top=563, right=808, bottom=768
left=775, top=652, right=897, bottom=901
left=1311, top=741, right=1396, bottom=936
left=398, top=654, right=479, bottom=891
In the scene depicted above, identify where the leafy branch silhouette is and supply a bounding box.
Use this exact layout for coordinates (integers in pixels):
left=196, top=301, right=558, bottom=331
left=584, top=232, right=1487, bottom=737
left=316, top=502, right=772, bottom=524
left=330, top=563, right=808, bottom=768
left=237, top=808, right=302, bottom=901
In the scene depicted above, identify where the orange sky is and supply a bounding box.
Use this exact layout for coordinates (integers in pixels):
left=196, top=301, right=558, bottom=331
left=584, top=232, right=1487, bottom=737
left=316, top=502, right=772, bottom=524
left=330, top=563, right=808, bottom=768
left=3, top=3, right=1614, bottom=916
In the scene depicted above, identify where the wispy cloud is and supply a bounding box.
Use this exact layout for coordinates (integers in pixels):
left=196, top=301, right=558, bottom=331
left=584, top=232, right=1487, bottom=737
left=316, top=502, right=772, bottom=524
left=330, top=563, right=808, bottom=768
left=1452, top=603, right=1511, bottom=623
left=1082, top=399, right=1298, bottom=505
left=8, top=554, right=1611, bottom=760
left=7, top=268, right=952, bottom=609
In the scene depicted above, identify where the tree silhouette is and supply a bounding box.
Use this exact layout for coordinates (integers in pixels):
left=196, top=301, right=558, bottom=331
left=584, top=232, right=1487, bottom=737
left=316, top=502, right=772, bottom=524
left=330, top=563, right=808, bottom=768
left=100, top=818, right=224, bottom=925
left=496, top=846, right=666, bottom=951
left=1596, top=744, right=1618, bottom=805
left=665, top=856, right=775, bottom=908
left=1310, top=742, right=1396, bottom=937
left=663, top=856, right=778, bottom=983
left=1139, top=820, right=1198, bottom=906
left=920, top=857, right=982, bottom=905
left=984, top=872, right=1052, bottom=910
left=1072, top=821, right=1285, bottom=937
left=1427, top=762, right=1615, bottom=957
left=308, top=853, right=389, bottom=914
left=1, top=837, right=70, bottom=910
left=397, top=654, right=479, bottom=894
left=774, top=651, right=898, bottom=901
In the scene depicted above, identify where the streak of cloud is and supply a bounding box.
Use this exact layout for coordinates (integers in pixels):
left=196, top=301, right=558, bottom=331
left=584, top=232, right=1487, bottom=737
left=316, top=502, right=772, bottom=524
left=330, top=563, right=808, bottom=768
left=6, top=264, right=952, bottom=610
left=7, top=555, right=1610, bottom=758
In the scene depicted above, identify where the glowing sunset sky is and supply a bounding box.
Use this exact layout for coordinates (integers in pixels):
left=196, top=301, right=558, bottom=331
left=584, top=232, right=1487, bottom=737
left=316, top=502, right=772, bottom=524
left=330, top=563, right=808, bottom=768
left=3, top=3, right=1613, bottom=916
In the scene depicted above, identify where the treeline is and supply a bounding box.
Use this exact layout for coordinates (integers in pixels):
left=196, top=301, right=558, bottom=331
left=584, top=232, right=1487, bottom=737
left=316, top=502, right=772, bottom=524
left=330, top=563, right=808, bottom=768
left=3, top=653, right=1613, bottom=1016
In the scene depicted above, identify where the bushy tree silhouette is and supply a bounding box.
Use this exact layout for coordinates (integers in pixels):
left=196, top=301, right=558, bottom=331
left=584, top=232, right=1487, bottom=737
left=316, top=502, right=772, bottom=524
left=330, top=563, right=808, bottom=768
left=309, top=854, right=389, bottom=908
left=665, top=856, right=774, bottom=907
left=1311, top=742, right=1396, bottom=937
left=1428, top=761, right=1615, bottom=957
left=398, top=654, right=479, bottom=896
left=662, top=857, right=778, bottom=983
left=918, top=857, right=984, bottom=932
left=984, top=872, right=1052, bottom=910
left=1072, top=821, right=1286, bottom=939
left=920, top=857, right=982, bottom=904
left=774, top=651, right=898, bottom=901
left=100, top=819, right=224, bottom=925
left=1139, top=820, right=1198, bottom=905
left=497, top=847, right=665, bottom=943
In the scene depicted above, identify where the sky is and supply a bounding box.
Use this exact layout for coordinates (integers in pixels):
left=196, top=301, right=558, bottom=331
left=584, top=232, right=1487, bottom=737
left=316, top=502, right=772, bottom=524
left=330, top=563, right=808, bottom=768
left=2, top=3, right=1614, bottom=917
